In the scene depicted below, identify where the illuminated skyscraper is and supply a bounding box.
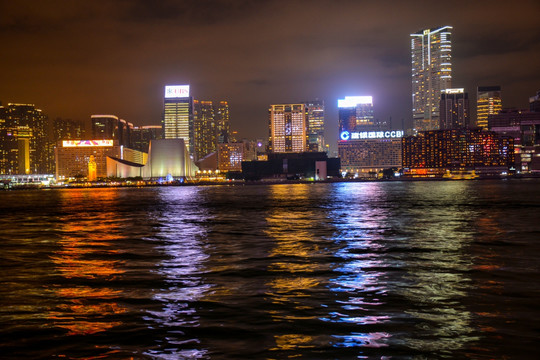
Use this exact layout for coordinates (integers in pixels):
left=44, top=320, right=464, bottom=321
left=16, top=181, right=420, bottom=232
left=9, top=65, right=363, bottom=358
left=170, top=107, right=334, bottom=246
left=411, top=26, right=453, bottom=131
left=269, top=104, right=307, bottom=153
left=215, top=101, right=231, bottom=144
left=0, top=103, right=48, bottom=174
left=477, top=86, right=502, bottom=130
left=194, top=100, right=216, bottom=161
left=305, top=100, right=325, bottom=151
left=163, top=85, right=194, bottom=155
left=338, top=96, right=375, bottom=135
left=440, top=88, right=469, bottom=130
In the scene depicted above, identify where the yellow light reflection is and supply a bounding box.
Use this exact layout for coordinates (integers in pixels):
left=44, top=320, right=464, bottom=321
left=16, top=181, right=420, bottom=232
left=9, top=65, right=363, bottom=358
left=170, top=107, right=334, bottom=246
left=48, top=188, right=127, bottom=336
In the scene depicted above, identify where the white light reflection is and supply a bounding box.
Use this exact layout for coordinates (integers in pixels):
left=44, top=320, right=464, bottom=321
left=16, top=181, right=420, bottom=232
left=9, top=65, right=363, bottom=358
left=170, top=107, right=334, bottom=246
left=326, top=182, right=392, bottom=349
left=144, top=187, right=210, bottom=359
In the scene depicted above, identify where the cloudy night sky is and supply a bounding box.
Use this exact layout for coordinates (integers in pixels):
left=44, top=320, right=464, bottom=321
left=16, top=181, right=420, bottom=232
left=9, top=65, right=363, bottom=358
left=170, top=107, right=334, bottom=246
left=1, top=0, right=539, bottom=149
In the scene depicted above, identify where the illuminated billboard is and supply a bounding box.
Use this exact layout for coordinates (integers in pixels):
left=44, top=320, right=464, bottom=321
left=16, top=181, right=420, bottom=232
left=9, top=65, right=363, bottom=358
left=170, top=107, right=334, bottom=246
left=165, top=85, right=190, bottom=98
left=62, top=140, right=114, bottom=147
left=340, top=130, right=404, bottom=141
left=338, top=96, right=373, bottom=108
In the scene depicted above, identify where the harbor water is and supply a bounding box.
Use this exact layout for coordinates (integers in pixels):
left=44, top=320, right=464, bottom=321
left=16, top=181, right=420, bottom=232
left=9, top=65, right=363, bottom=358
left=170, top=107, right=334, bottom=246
left=1, top=180, right=539, bottom=359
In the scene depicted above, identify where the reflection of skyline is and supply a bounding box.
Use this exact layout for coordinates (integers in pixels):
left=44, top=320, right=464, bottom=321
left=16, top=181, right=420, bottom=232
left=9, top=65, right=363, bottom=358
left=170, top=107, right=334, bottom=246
left=145, top=187, right=210, bottom=359
left=328, top=182, right=391, bottom=349
left=49, top=189, right=127, bottom=336
left=264, top=184, right=324, bottom=352
left=400, top=182, right=477, bottom=353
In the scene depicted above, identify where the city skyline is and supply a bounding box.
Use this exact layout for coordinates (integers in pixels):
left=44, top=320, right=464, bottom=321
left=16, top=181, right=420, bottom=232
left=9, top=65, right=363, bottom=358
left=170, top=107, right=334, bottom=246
left=1, top=1, right=539, bottom=148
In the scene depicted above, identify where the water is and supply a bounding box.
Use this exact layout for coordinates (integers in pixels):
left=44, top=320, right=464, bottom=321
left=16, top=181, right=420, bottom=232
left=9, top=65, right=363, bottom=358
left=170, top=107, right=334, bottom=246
left=1, top=180, right=539, bottom=359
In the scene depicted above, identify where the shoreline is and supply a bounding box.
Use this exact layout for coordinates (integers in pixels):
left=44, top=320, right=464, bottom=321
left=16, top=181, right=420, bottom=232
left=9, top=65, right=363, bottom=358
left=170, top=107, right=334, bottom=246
left=3, top=174, right=540, bottom=190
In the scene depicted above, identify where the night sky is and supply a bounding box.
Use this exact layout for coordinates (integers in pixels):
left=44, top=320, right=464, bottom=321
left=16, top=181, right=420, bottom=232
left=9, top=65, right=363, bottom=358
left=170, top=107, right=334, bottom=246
left=1, top=0, right=539, bottom=149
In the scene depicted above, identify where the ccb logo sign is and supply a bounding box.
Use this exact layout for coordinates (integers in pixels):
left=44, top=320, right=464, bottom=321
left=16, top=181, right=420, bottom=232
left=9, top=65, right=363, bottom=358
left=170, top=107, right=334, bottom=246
left=340, top=131, right=350, bottom=141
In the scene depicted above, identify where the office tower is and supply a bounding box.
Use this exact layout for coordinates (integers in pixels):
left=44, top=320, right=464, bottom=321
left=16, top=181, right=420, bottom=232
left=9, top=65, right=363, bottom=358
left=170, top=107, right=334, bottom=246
left=194, top=100, right=216, bottom=161
left=411, top=26, right=453, bottom=131
left=0, top=103, right=48, bottom=174
left=268, top=104, right=308, bottom=153
left=338, top=96, right=375, bottom=134
left=163, top=85, right=194, bottom=155
left=439, top=88, right=469, bottom=129
left=477, top=86, right=502, bottom=129
left=91, top=115, right=132, bottom=147
left=215, top=101, right=231, bottom=144
left=92, top=115, right=119, bottom=139
left=304, top=100, right=325, bottom=152
left=530, top=91, right=540, bottom=112
left=131, top=125, right=163, bottom=152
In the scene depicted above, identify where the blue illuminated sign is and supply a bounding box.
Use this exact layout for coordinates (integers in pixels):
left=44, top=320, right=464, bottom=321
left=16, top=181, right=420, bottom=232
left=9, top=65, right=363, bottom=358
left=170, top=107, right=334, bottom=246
left=340, top=131, right=350, bottom=140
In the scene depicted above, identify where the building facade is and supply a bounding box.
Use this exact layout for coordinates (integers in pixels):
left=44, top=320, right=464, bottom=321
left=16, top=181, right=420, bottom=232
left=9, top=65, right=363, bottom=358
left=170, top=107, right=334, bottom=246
left=338, top=130, right=404, bottom=176
left=402, top=129, right=514, bottom=177
left=477, top=86, right=502, bottom=130
left=218, top=142, right=244, bottom=172
left=131, top=125, right=163, bottom=153
left=268, top=104, right=307, bottom=153
left=91, top=114, right=133, bottom=147
left=439, top=88, right=469, bottom=130
left=0, top=103, right=49, bottom=174
left=163, top=85, right=194, bottom=155
left=411, top=26, right=453, bottom=131
left=55, top=140, right=121, bottom=180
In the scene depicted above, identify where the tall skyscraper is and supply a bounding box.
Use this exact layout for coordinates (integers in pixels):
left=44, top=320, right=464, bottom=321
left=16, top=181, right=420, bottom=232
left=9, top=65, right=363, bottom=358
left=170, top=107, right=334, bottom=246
left=194, top=100, right=216, bottom=161
left=268, top=104, right=307, bottom=153
left=477, top=86, right=502, bottom=129
left=411, top=26, right=453, bottom=131
left=439, top=88, right=469, bottom=130
left=193, top=100, right=231, bottom=161
left=338, top=96, right=375, bottom=134
left=0, top=103, right=48, bottom=174
left=305, top=100, right=325, bottom=151
left=163, top=85, right=194, bottom=155
left=215, top=101, right=231, bottom=144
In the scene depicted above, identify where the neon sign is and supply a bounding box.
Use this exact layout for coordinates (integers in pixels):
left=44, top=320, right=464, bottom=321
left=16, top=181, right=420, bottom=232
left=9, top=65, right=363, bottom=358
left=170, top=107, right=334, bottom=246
left=340, top=130, right=404, bottom=141
left=62, top=140, right=114, bottom=147
left=165, top=85, right=190, bottom=98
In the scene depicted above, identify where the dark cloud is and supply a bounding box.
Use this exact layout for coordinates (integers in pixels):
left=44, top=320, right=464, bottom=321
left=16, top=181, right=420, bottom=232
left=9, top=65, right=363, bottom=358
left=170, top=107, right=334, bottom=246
left=1, top=0, right=539, bottom=151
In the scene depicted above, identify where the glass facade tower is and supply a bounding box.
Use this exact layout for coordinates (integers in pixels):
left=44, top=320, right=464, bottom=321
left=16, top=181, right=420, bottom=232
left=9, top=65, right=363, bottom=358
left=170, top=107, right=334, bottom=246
left=163, top=85, right=194, bottom=155
left=411, top=26, right=453, bottom=132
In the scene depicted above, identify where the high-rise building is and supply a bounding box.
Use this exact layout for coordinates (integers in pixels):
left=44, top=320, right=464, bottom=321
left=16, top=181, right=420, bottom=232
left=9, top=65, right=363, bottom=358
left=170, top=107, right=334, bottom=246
left=305, top=100, right=325, bottom=151
left=440, top=88, right=469, bottom=129
left=193, top=100, right=231, bottom=161
left=91, top=115, right=132, bottom=147
left=477, top=86, right=502, bottom=130
left=163, top=85, right=194, bottom=155
left=411, top=26, right=453, bottom=131
left=268, top=104, right=308, bottom=153
left=218, top=142, right=244, bottom=172
left=0, top=103, right=49, bottom=174
left=194, top=100, right=216, bottom=161
left=215, top=101, right=231, bottom=144
left=131, top=125, right=163, bottom=152
left=338, top=96, right=375, bottom=134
